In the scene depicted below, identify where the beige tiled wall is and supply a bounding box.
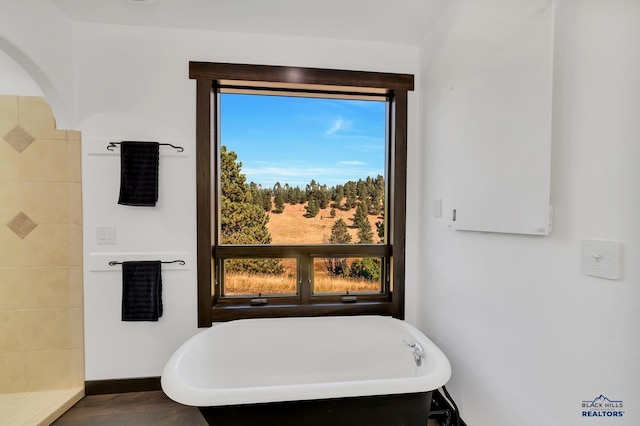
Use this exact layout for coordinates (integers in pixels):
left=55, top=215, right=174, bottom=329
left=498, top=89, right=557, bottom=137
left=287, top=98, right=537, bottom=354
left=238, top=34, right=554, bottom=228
left=0, top=95, right=84, bottom=394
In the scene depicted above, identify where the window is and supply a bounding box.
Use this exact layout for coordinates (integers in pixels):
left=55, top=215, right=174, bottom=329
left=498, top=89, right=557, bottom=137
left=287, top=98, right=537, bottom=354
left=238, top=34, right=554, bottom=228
left=191, top=62, right=413, bottom=324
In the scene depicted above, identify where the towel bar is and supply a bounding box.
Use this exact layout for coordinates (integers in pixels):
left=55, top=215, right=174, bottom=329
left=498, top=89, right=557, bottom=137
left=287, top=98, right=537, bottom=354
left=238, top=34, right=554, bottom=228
left=107, top=142, right=184, bottom=152
left=109, top=260, right=185, bottom=266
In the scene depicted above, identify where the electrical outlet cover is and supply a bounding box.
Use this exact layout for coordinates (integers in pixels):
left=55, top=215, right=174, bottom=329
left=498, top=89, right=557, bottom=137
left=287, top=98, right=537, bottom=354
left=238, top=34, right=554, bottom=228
left=581, top=239, right=621, bottom=280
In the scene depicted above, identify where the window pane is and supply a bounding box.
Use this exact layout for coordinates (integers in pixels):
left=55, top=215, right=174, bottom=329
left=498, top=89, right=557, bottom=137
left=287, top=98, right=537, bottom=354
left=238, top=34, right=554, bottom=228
left=313, top=257, right=383, bottom=294
left=219, top=93, right=387, bottom=246
left=222, top=258, right=296, bottom=296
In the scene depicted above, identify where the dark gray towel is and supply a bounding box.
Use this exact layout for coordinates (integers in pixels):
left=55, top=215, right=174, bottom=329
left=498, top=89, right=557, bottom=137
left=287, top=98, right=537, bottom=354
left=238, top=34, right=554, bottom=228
left=121, top=261, right=163, bottom=321
left=117, top=141, right=159, bottom=206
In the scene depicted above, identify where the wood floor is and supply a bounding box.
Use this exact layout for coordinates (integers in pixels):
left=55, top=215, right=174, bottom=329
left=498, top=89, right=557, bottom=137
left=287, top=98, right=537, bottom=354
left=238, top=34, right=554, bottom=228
left=52, top=391, right=443, bottom=426
left=52, top=391, right=207, bottom=426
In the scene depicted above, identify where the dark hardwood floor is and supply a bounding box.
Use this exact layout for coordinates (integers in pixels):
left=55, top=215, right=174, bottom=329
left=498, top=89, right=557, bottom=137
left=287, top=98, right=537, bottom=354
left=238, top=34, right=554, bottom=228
left=53, top=391, right=443, bottom=426
left=52, top=391, right=207, bottom=426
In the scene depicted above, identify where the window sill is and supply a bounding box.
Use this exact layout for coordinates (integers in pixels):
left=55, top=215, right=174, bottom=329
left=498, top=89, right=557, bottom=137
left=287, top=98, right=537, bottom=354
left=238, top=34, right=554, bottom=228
left=209, top=301, right=396, bottom=322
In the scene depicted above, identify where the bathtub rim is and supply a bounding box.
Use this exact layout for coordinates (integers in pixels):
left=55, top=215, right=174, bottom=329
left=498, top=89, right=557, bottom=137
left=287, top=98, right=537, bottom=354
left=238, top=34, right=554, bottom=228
left=161, top=315, right=451, bottom=407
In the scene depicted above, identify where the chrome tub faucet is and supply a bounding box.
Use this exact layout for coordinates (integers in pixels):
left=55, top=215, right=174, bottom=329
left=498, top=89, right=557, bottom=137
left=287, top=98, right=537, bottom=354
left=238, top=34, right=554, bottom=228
left=404, top=340, right=426, bottom=367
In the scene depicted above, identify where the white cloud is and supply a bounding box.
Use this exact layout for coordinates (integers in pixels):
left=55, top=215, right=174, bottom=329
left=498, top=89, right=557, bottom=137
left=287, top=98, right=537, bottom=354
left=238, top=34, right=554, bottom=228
left=338, top=160, right=366, bottom=166
left=326, top=117, right=350, bottom=135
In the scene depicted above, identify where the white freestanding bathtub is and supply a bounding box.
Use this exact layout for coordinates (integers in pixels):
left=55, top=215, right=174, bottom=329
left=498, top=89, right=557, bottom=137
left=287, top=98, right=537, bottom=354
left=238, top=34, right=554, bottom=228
left=162, top=315, right=451, bottom=426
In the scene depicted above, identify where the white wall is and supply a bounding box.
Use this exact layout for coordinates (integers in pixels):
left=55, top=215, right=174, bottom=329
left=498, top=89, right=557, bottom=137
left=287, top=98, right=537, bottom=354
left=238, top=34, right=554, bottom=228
left=0, top=49, right=44, bottom=96
left=75, top=23, right=422, bottom=379
left=418, top=0, right=640, bottom=424
left=0, top=0, right=75, bottom=127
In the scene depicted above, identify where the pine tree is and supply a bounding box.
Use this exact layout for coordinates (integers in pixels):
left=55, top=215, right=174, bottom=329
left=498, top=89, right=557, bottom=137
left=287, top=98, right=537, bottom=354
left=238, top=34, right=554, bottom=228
left=325, top=218, right=351, bottom=276
left=305, top=199, right=320, bottom=218
left=319, top=185, right=330, bottom=209
left=329, top=218, right=352, bottom=244
left=274, top=190, right=285, bottom=213
left=352, top=202, right=368, bottom=229
left=375, top=220, right=385, bottom=242
left=356, top=179, right=367, bottom=200
left=220, top=146, right=282, bottom=274
left=220, top=146, right=247, bottom=204
left=372, top=174, right=385, bottom=215
left=333, top=185, right=344, bottom=209
left=344, top=181, right=357, bottom=210
left=261, top=189, right=272, bottom=212
left=305, top=179, right=319, bottom=201
left=357, top=219, right=374, bottom=244
left=247, top=182, right=260, bottom=206
left=292, top=187, right=306, bottom=204
left=370, top=186, right=382, bottom=215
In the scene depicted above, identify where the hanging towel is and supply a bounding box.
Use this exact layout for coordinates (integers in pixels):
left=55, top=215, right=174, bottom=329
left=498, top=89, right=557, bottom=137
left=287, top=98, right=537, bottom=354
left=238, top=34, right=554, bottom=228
left=117, top=141, right=160, bottom=206
left=121, top=261, right=163, bottom=321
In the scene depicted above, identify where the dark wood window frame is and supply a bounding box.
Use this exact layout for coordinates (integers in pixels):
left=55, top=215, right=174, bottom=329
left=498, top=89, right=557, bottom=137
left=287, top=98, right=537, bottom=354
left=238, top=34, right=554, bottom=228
left=190, top=61, right=413, bottom=326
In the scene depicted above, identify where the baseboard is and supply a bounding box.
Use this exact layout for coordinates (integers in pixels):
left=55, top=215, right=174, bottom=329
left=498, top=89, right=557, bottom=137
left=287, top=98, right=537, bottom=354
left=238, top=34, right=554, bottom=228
left=85, top=377, right=162, bottom=395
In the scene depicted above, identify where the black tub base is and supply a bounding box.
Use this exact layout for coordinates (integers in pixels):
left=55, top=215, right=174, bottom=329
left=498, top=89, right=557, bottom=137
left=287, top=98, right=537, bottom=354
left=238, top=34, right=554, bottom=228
left=198, top=391, right=432, bottom=426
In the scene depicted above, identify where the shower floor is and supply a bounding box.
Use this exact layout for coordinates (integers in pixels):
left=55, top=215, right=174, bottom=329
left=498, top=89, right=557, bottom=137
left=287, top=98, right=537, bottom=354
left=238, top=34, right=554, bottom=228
left=0, top=387, right=83, bottom=426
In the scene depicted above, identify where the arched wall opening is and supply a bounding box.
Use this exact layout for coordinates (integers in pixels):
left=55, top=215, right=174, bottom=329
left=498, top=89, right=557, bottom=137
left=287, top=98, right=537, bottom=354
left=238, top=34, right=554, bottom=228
left=0, top=36, right=73, bottom=128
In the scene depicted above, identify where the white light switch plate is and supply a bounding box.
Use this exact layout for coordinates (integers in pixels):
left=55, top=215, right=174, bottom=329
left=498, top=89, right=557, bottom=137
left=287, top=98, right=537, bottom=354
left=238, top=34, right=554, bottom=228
left=96, top=226, right=116, bottom=245
left=433, top=199, right=443, bottom=218
left=581, top=240, right=621, bottom=280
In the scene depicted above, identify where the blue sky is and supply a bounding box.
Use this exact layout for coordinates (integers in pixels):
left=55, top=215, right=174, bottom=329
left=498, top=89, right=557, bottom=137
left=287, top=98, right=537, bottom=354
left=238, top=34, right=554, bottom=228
left=220, top=93, right=387, bottom=188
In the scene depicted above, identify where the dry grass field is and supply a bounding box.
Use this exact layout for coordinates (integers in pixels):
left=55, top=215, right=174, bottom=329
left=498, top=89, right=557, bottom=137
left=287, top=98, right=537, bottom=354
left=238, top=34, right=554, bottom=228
left=266, top=201, right=381, bottom=245
left=223, top=200, right=383, bottom=295
left=224, top=271, right=380, bottom=295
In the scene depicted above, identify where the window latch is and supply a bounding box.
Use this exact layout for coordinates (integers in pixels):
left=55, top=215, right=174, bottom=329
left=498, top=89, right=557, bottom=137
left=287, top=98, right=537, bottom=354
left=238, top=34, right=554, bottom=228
left=250, top=297, right=268, bottom=306
left=341, top=295, right=358, bottom=303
